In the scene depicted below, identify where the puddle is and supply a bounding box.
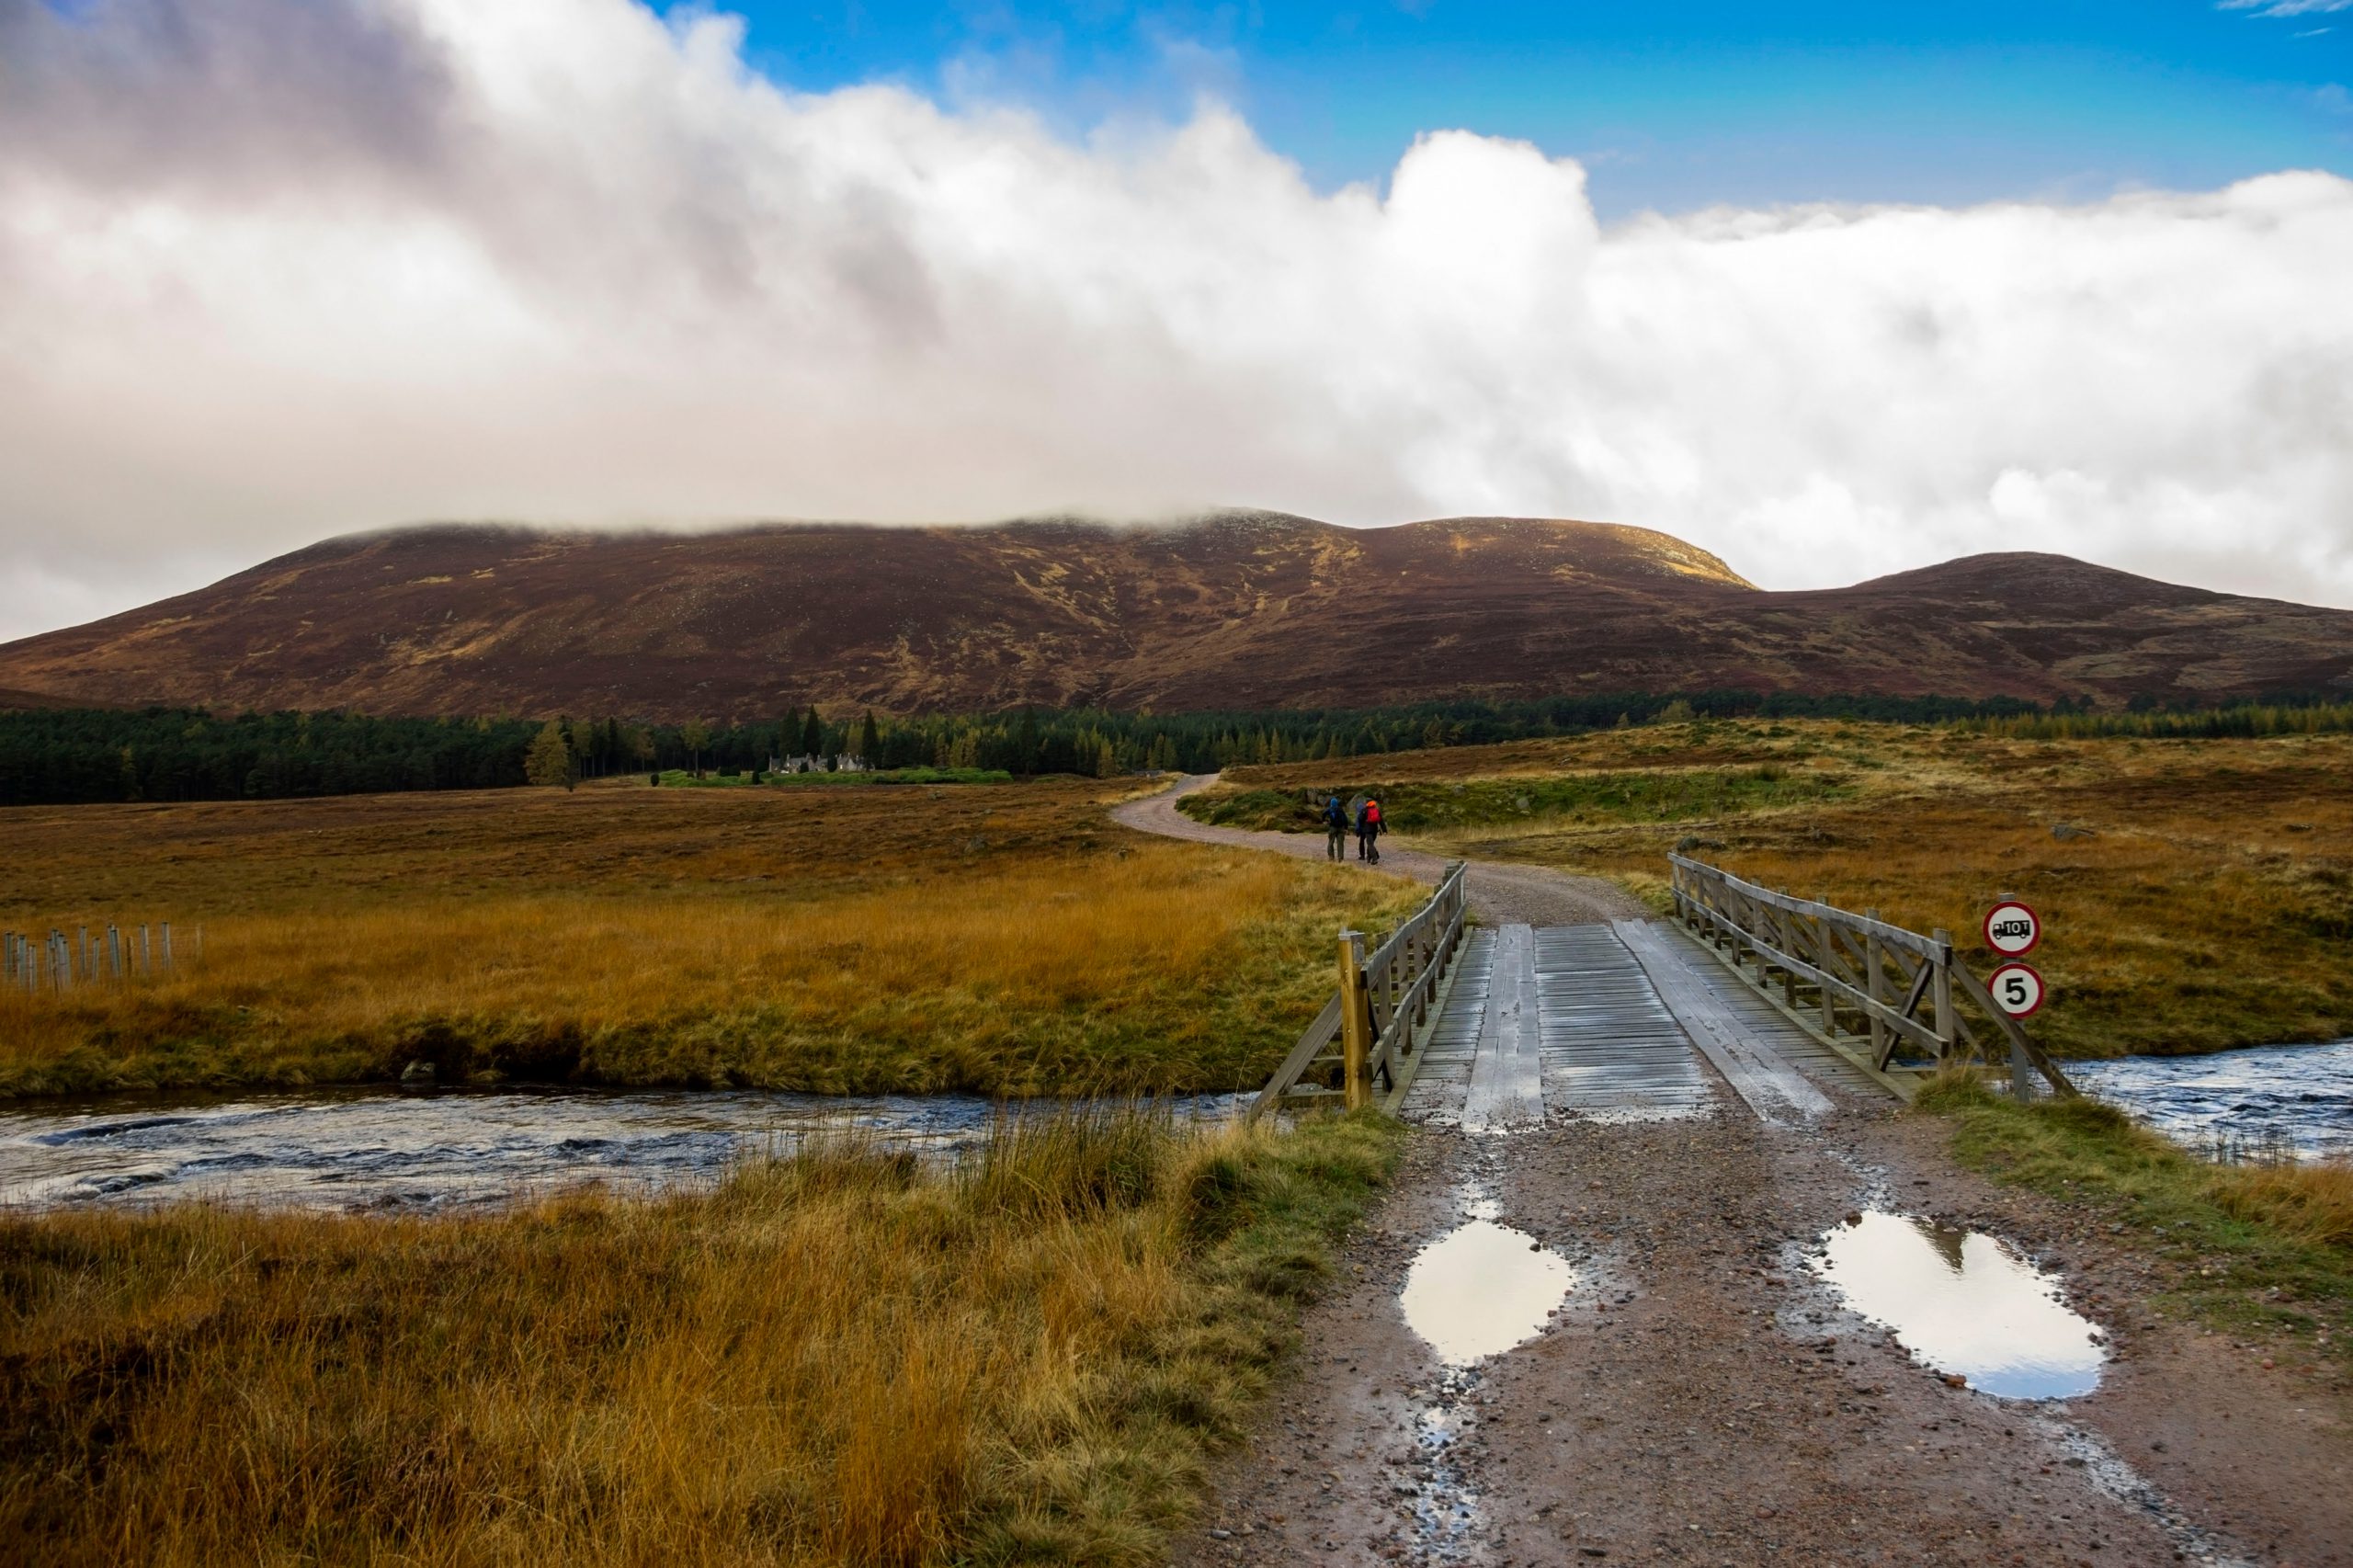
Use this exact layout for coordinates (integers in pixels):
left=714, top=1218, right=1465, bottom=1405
left=1399, top=1218, right=1576, bottom=1365
left=2066, top=1040, right=2353, bottom=1160
left=1809, top=1210, right=2105, bottom=1399
left=1404, top=1391, right=1483, bottom=1558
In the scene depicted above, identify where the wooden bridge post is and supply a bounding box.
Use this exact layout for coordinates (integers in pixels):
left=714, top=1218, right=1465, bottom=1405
left=1338, top=931, right=1373, bottom=1111
left=1930, top=930, right=1957, bottom=1062
left=1863, top=912, right=1887, bottom=1063
left=1812, top=908, right=1836, bottom=1038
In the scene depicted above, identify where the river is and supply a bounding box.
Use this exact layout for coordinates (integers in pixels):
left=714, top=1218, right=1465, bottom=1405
left=2, top=1039, right=2339, bottom=1215
left=0, top=1086, right=1252, bottom=1212
left=2065, top=1039, right=2351, bottom=1161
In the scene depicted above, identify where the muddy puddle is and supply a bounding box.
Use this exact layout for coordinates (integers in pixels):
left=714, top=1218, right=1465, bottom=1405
left=1399, top=1206, right=1577, bottom=1366
left=0, top=1086, right=1249, bottom=1212
left=1809, top=1210, right=2105, bottom=1399
left=2066, top=1040, right=2352, bottom=1159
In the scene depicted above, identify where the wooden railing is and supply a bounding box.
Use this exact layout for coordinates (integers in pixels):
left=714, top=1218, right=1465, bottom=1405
left=1248, top=862, right=1471, bottom=1120
left=1668, top=856, right=2075, bottom=1100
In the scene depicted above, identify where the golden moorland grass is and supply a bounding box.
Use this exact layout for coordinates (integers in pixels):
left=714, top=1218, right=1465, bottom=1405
left=1204, top=720, right=2353, bottom=1058
left=0, top=1110, right=1405, bottom=1566
left=0, top=779, right=1421, bottom=1096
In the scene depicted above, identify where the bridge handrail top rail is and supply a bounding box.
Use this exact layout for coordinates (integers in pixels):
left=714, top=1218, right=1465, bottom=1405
left=1668, top=854, right=1949, bottom=960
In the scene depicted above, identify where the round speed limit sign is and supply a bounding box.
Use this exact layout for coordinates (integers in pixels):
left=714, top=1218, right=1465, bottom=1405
left=1983, top=900, right=2042, bottom=957
left=1987, top=962, right=2046, bottom=1019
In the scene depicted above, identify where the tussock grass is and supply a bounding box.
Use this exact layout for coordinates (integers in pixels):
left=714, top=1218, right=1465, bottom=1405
left=0, top=1109, right=1404, bottom=1566
left=1916, top=1075, right=2351, bottom=1375
left=0, top=779, right=1419, bottom=1096
left=1212, top=720, right=2353, bottom=1058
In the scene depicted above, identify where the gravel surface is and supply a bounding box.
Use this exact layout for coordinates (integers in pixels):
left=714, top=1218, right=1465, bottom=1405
left=1112, top=775, right=1648, bottom=926
left=1174, top=1098, right=2349, bottom=1568
left=1118, top=778, right=2349, bottom=1567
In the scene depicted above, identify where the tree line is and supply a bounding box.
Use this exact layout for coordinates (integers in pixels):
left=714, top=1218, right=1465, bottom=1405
left=6, top=687, right=2335, bottom=806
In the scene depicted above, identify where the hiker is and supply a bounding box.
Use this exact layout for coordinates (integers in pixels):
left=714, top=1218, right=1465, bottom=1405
left=1323, top=794, right=1348, bottom=861
left=1357, top=796, right=1383, bottom=864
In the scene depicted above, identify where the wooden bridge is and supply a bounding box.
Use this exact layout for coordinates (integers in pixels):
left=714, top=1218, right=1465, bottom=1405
left=1252, top=856, right=2075, bottom=1124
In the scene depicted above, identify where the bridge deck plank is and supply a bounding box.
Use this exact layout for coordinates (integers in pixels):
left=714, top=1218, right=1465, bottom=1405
left=1613, top=918, right=1838, bottom=1122
left=1394, top=929, right=1494, bottom=1125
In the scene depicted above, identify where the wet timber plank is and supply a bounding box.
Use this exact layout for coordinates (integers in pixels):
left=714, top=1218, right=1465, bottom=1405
left=1461, top=925, right=1546, bottom=1131
left=1397, top=928, right=1495, bottom=1126
left=1614, top=918, right=1837, bottom=1122
left=1531, top=925, right=1714, bottom=1121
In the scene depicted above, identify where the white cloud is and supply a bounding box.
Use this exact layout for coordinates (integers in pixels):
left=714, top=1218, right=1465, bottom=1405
left=2220, top=0, right=2353, bottom=17
left=2, top=0, right=2350, bottom=647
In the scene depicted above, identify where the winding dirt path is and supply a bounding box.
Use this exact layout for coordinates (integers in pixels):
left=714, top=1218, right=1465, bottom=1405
left=1113, top=774, right=1648, bottom=927
left=1115, top=774, right=2351, bottom=1568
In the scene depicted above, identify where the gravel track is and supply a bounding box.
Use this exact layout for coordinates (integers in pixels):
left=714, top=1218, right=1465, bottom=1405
left=1115, top=776, right=2347, bottom=1567
left=1112, top=774, right=1649, bottom=927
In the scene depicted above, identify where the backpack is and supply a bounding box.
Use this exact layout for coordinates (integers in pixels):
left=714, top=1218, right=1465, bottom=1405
left=1366, top=801, right=1382, bottom=831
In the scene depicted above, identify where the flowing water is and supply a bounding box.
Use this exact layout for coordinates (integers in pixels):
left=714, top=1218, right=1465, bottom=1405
left=0, top=1086, right=1250, bottom=1212
left=2066, top=1040, right=2351, bottom=1160
left=1809, top=1210, right=2106, bottom=1399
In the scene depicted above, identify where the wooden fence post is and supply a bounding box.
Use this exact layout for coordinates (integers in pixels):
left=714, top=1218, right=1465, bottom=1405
left=1338, top=930, right=1372, bottom=1111
left=161, top=922, right=173, bottom=972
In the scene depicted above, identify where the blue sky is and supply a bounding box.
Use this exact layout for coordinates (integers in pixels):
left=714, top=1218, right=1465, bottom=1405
left=702, top=0, right=2353, bottom=212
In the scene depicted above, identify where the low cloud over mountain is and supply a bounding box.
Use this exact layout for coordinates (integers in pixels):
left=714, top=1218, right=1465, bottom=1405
left=3, top=0, right=2349, bottom=643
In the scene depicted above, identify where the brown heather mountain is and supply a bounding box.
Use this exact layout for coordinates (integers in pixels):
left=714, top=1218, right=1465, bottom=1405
left=0, top=512, right=2347, bottom=720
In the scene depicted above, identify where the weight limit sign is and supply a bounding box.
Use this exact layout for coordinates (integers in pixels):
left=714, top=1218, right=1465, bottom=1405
left=1987, top=961, right=2047, bottom=1019
left=1983, top=900, right=2042, bottom=958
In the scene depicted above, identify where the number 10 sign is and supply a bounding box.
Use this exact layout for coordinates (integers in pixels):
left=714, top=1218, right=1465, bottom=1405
left=1983, top=900, right=2047, bottom=1018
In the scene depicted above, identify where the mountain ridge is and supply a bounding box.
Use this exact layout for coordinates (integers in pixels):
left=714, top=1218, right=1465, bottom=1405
left=1, top=513, right=2345, bottom=720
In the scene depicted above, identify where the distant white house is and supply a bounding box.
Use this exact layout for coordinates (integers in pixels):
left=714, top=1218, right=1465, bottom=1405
left=771, top=754, right=871, bottom=774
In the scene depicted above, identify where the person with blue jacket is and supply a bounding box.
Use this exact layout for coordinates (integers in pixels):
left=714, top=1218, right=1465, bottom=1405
left=1323, top=794, right=1347, bottom=861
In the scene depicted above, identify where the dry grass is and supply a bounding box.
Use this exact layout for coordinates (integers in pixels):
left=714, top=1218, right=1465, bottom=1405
left=0, top=779, right=1419, bottom=1096
left=1210, top=720, right=2353, bottom=1058
left=2216, top=1160, right=2353, bottom=1251
left=0, top=1110, right=1404, bottom=1566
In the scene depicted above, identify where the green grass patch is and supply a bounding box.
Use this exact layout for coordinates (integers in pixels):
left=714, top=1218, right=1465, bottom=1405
left=1915, top=1076, right=2351, bottom=1377
left=1180, top=767, right=1853, bottom=835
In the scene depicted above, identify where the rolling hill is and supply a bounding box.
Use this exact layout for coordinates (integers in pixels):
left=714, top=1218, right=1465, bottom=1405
left=0, top=512, right=2346, bottom=719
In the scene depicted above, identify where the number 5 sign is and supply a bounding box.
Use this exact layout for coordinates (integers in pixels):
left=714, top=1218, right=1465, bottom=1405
left=1987, top=961, right=2046, bottom=1018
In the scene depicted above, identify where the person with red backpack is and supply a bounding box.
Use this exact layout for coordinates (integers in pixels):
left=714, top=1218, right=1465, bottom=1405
left=1356, top=796, right=1384, bottom=864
